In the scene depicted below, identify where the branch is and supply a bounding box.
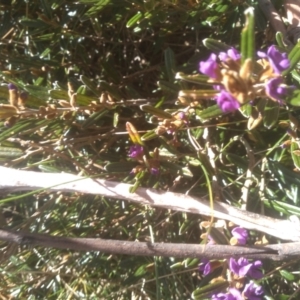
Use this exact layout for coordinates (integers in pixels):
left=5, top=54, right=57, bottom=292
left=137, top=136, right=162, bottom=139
left=1, top=167, right=300, bottom=241
left=1, top=228, right=300, bottom=261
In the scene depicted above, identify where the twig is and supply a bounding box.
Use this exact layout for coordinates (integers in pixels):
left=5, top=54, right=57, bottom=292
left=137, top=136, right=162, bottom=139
left=1, top=228, right=300, bottom=261
left=1, top=167, right=300, bottom=241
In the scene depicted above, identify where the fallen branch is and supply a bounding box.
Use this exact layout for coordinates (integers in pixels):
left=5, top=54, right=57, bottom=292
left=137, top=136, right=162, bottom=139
left=1, top=228, right=300, bottom=261
left=1, top=167, right=300, bottom=241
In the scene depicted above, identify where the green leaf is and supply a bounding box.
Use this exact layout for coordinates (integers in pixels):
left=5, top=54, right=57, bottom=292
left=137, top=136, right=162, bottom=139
left=98, top=80, right=122, bottom=101
left=157, top=80, right=179, bottom=95
left=140, top=104, right=172, bottom=119
left=287, top=89, right=300, bottom=106
left=196, top=105, right=223, bottom=120
left=264, top=199, right=300, bottom=217
left=263, top=100, right=279, bottom=129
left=126, top=12, right=143, bottom=28
left=0, top=119, right=49, bottom=142
left=279, top=270, right=295, bottom=281
left=49, top=89, right=96, bottom=106
left=276, top=32, right=288, bottom=50
left=81, top=109, right=108, bottom=128
left=80, top=75, right=99, bottom=96
left=105, top=161, right=138, bottom=173
left=141, top=130, right=158, bottom=141
left=208, top=227, right=229, bottom=245
left=241, top=7, right=255, bottom=63
left=284, top=40, right=300, bottom=75
left=113, top=112, right=119, bottom=127
left=239, top=103, right=252, bottom=117
left=291, top=141, right=300, bottom=171
left=192, top=280, right=228, bottom=300
left=203, top=38, right=232, bottom=53
left=175, top=72, right=211, bottom=85
left=164, top=47, right=176, bottom=81
left=0, top=146, right=23, bottom=157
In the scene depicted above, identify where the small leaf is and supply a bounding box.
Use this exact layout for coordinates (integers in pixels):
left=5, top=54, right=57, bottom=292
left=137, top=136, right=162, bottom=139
left=241, top=7, right=255, bottom=63
left=105, top=161, right=138, bottom=173
left=126, top=12, right=142, bottom=28
left=179, top=219, right=197, bottom=235
left=284, top=40, right=300, bottom=75
left=239, top=103, right=252, bottom=117
left=126, top=122, right=144, bottom=145
left=208, top=227, right=229, bottom=245
left=157, top=80, right=179, bottom=94
left=175, top=72, right=211, bottom=85
left=80, top=75, right=99, bottom=96
left=288, top=89, right=300, bottom=106
left=279, top=270, right=295, bottom=281
left=140, top=104, right=172, bottom=119
left=192, top=280, right=228, bottom=300
left=263, top=99, right=279, bottom=128
left=81, top=109, right=108, bottom=128
left=141, top=130, right=158, bottom=141
left=196, top=105, right=223, bottom=120
left=178, top=89, right=217, bottom=99
left=0, top=146, right=23, bottom=157
left=164, top=47, right=176, bottom=81
left=98, top=80, right=122, bottom=100
left=276, top=32, right=288, bottom=50
left=291, top=141, right=300, bottom=170
left=203, top=38, right=232, bottom=52
left=113, top=112, right=119, bottom=127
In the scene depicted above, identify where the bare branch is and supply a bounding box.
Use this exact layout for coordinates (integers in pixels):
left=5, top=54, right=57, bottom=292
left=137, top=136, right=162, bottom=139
left=1, top=228, right=300, bottom=261
left=1, top=167, right=300, bottom=241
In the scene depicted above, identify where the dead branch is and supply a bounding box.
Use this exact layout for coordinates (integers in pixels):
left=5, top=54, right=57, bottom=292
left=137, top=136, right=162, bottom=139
left=1, top=167, right=300, bottom=241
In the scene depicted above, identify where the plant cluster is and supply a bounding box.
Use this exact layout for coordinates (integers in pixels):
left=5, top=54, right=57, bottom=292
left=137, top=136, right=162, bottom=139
left=1, top=1, right=300, bottom=299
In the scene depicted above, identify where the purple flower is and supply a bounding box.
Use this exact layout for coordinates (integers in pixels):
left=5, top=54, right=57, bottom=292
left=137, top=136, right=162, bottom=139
left=216, top=90, right=240, bottom=112
left=219, top=48, right=241, bottom=62
left=199, top=259, right=212, bottom=276
left=178, top=111, right=186, bottom=120
left=231, top=227, right=248, bottom=245
left=8, top=83, right=17, bottom=90
left=212, top=288, right=243, bottom=300
left=243, top=281, right=264, bottom=300
left=257, top=45, right=290, bottom=74
left=199, top=53, right=219, bottom=79
left=229, top=258, right=263, bottom=279
left=150, top=167, right=159, bottom=175
left=128, top=145, right=144, bottom=158
left=265, top=77, right=289, bottom=102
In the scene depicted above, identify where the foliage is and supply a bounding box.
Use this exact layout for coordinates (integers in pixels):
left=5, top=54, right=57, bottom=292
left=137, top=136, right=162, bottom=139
left=1, top=0, right=300, bottom=299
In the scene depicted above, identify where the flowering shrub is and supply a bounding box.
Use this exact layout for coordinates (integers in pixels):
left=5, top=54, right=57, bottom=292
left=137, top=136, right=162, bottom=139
left=199, top=45, right=293, bottom=112
left=199, top=226, right=265, bottom=299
